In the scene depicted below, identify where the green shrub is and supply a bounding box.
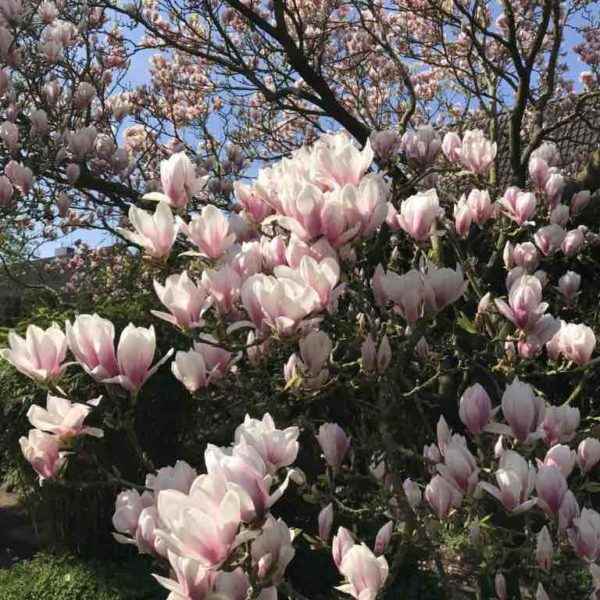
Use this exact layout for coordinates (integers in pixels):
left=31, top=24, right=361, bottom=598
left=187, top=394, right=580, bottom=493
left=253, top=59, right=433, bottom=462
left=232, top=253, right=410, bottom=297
left=0, top=553, right=163, bottom=600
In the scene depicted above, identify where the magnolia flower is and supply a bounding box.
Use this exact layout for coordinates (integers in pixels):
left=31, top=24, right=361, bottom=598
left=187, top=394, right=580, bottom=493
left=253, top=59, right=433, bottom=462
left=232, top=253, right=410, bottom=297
left=234, top=181, right=273, bottom=224
left=534, top=224, right=566, bottom=256
left=498, top=378, right=545, bottom=443
left=459, top=129, right=497, bottom=175
left=370, top=130, right=401, bottom=162
left=557, top=271, right=581, bottom=302
left=401, top=125, right=441, bottom=164
left=146, top=461, right=198, bottom=496
left=453, top=196, right=472, bottom=238
left=536, top=526, right=553, bottom=571
left=561, top=227, right=586, bottom=256
left=153, top=551, right=219, bottom=599
left=436, top=440, right=479, bottom=494
left=19, top=429, right=67, bottom=481
left=541, top=444, right=576, bottom=478
left=318, top=503, right=334, bottom=541
left=568, top=508, right=600, bottom=562
left=202, top=265, right=242, bottom=316
left=274, top=256, right=342, bottom=312
left=495, top=275, right=548, bottom=332
left=66, top=314, right=119, bottom=380
left=292, top=330, right=332, bottom=386
left=466, top=189, right=493, bottom=224
left=396, top=189, right=442, bottom=241
left=112, top=489, right=153, bottom=538
left=27, top=394, right=102, bottom=441
left=234, top=413, right=299, bottom=474
left=156, top=480, right=243, bottom=568
left=577, top=438, right=600, bottom=474
left=425, top=266, right=467, bottom=312
left=171, top=336, right=233, bottom=393
left=380, top=268, right=429, bottom=323
left=333, top=527, right=355, bottom=569
left=152, top=272, right=211, bottom=330
left=118, top=202, right=178, bottom=259
left=459, top=383, right=492, bottom=435
left=555, top=323, right=596, bottom=365
left=1, top=323, right=68, bottom=384
left=479, top=450, right=537, bottom=513
left=535, top=465, right=568, bottom=515
left=337, top=543, right=389, bottom=600
left=403, top=478, right=422, bottom=509
left=316, top=423, right=351, bottom=472
left=442, top=132, right=462, bottom=162
left=425, top=474, right=463, bottom=519
left=180, top=205, right=236, bottom=260
left=204, top=441, right=291, bottom=522
left=104, top=324, right=173, bottom=394
left=541, top=404, right=580, bottom=446
left=251, top=515, right=295, bottom=583
left=150, top=151, right=206, bottom=208
left=499, top=187, right=536, bottom=225
left=241, top=273, right=319, bottom=336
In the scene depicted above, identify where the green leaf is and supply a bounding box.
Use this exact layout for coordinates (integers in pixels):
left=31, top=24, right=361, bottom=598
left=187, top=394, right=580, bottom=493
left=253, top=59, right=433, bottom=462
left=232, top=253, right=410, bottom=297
left=456, top=312, right=477, bottom=334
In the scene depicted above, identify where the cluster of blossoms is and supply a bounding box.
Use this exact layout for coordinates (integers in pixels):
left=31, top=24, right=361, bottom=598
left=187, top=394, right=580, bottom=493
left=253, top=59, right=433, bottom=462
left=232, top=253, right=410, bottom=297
left=2, top=119, right=599, bottom=599
left=112, top=413, right=299, bottom=600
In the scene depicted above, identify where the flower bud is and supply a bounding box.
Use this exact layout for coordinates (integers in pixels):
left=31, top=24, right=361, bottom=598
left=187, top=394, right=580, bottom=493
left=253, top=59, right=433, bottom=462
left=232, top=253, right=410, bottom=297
left=403, top=478, right=421, bottom=509
left=535, top=526, right=553, bottom=571
left=373, top=521, right=394, bottom=555
left=318, top=503, right=334, bottom=542
left=577, top=438, right=600, bottom=474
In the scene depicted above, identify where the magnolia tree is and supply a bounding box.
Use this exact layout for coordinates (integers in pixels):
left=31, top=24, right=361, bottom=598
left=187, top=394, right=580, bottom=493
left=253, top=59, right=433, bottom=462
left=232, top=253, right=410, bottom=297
left=2, top=0, right=600, bottom=599
left=3, top=129, right=600, bottom=598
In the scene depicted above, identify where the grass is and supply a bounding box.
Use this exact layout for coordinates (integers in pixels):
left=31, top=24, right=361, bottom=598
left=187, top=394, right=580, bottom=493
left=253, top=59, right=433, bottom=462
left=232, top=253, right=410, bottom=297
left=0, top=552, right=163, bottom=600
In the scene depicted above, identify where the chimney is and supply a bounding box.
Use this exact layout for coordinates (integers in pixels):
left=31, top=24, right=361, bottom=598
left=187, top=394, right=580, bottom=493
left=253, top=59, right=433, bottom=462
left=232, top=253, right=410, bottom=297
left=54, top=246, right=74, bottom=258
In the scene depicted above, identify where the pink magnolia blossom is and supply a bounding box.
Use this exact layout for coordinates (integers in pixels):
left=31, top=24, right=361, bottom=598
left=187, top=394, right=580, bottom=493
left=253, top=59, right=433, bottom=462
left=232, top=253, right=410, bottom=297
left=201, top=265, right=242, bottom=315
left=112, top=488, right=153, bottom=538
left=118, top=202, right=178, bottom=259
left=318, top=503, right=334, bottom=541
left=171, top=336, right=233, bottom=393
left=529, top=156, right=550, bottom=189
left=545, top=172, right=565, bottom=207
left=251, top=515, right=295, bottom=583
left=568, top=508, right=600, bottom=562
left=401, top=125, right=441, bottom=164
left=153, top=271, right=211, bottom=330
left=27, top=394, right=102, bottom=441
left=536, top=526, right=553, bottom=572
left=459, top=129, right=497, bottom=175
left=379, top=268, right=429, bottom=323
left=180, top=205, right=237, bottom=260
left=499, top=378, right=545, bottom=443
left=149, top=151, right=207, bottom=209
left=510, top=242, right=540, bottom=272
left=155, top=478, right=243, bottom=568
left=146, top=461, right=198, bottom=496
left=459, top=383, right=492, bottom=435
left=578, top=438, right=600, bottom=474
left=1, top=323, right=68, bottom=384
left=425, top=474, right=463, bottom=519
left=153, top=551, right=219, bottom=599
left=561, top=227, right=586, bottom=256
left=534, top=224, right=566, bottom=256
left=284, top=235, right=337, bottom=269
left=495, top=275, right=548, bottom=332
left=104, top=324, right=173, bottom=394
left=557, top=271, right=581, bottom=303
left=425, top=266, right=467, bottom=312
left=550, top=204, right=570, bottom=227
left=234, top=413, right=299, bottom=474
left=234, top=181, right=274, bottom=224
left=396, top=189, right=442, bottom=241
left=541, top=444, right=576, bottom=478
left=480, top=450, right=537, bottom=513
left=316, top=423, right=351, bottom=472
left=66, top=314, right=119, bottom=381
left=453, top=197, right=472, bottom=238
left=436, top=440, right=479, bottom=494
left=570, top=190, right=591, bottom=214
left=370, top=130, right=401, bottom=162
left=204, top=441, right=291, bottom=522
left=19, top=429, right=67, bottom=481
left=552, top=323, right=596, bottom=365
left=373, top=521, right=393, bottom=555
left=274, top=256, right=342, bottom=312
left=541, top=404, right=580, bottom=446
left=499, top=187, right=536, bottom=225
left=333, top=527, right=355, bottom=569
left=337, top=543, right=389, bottom=600
left=466, top=189, right=493, bottom=224
left=535, top=465, right=568, bottom=515
left=241, top=273, right=319, bottom=336
left=442, top=131, right=462, bottom=162
left=403, top=478, right=422, bottom=509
